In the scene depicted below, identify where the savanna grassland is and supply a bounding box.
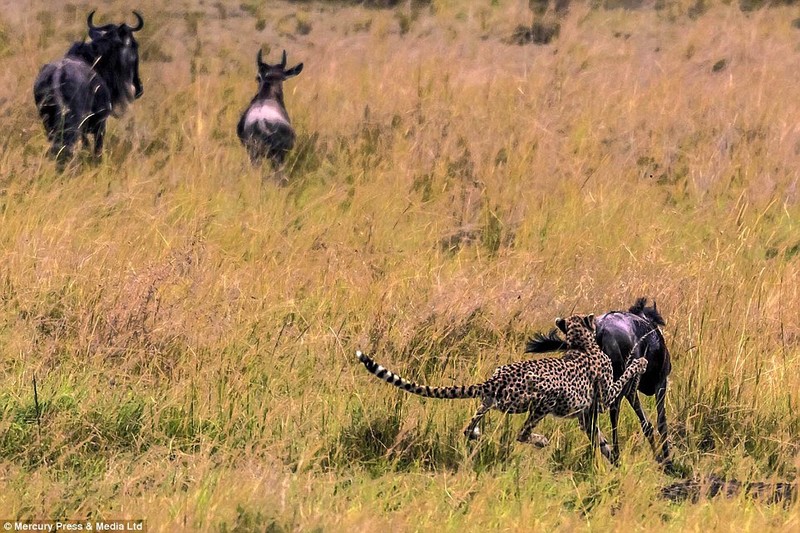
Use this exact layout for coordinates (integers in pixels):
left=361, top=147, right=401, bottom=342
left=1, top=0, right=800, bottom=530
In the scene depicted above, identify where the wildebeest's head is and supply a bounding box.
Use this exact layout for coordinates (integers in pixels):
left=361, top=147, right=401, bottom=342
left=627, top=297, right=666, bottom=326
left=86, top=10, right=144, bottom=108
left=255, top=49, right=303, bottom=101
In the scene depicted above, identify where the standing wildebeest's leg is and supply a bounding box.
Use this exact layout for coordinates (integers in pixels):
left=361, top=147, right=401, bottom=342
left=610, top=350, right=645, bottom=462
left=624, top=388, right=658, bottom=456
left=81, top=82, right=111, bottom=160
left=655, top=378, right=671, bottom=466
left=80, top=115, right=101, bottom=156
left=33, top=67, right=73, bottom=166
left=38, top=66, right=85, bottom=168
left=86, top=116, right=107, bottom=159
left=33, top=66, right=58, bottom=140
left=39, top=104, right=62, bottom=147
left=57, top=111, right=82, bottom=166
left=463, top=398, right=493, bottom=440
left=48, top=113, right=80, bottom=170
left=94, top=122, right=105, bottom=158
left=597, top=333, right=629, bottom=463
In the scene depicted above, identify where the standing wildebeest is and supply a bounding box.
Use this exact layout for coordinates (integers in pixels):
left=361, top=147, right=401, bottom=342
left=33, top=10, right=144, bottom=165
left=237, top=49, right=303, bottom=167
left=526, top=298, right=672, bottom=466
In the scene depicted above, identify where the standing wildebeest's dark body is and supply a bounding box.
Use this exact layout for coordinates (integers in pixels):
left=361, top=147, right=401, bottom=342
left=526, top=298, right=672, bottom=466
left=237, top=49, right=303, bottom=167
left=33, top=10, right=144, bottom=166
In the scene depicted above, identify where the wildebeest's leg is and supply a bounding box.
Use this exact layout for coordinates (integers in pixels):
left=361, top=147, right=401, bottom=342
left=34, top=69, right=59, bottom=144
left=53, top=121, right=79, bottom=170
left=655, top=378, right=671, bottom=465
left=605, top=357, right=648, bottom=407
left=516, top=408, right=548, bottom=447
left=608, top=397, right=622, bottom=464
left=39, top=106, right=67, bottom=163
left=578, top=410, right=615, bottom=463
left=626, top=389, right=658, bottom=458
left=44, top=110, right=67, bottom=157
left=38, top=106, right=60, bottom=143
left=92, top=122, right=106, bottom=159
left=463, top=398, right=493, bottom=440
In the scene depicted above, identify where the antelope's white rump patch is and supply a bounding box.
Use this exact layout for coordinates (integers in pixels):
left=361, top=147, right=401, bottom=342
left=244, top=102, right=289, bottom=128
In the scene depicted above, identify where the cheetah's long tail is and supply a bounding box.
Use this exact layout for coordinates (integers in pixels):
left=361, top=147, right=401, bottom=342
left=356, top=351, right=482, bottom=399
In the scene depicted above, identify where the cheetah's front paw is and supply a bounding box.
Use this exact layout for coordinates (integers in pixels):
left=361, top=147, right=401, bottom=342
left=633, top=358, right=648, bottom=374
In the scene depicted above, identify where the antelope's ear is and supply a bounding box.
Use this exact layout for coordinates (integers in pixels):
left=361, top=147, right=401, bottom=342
left=583, top=314, right=595, bottom=331
left=555, top=317, right=567, bottom=334
left=284, top=63, right=304, bottom=78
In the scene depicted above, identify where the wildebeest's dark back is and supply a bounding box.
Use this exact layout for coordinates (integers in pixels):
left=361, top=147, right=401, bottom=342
left=33, top=57, right=111, bottom=159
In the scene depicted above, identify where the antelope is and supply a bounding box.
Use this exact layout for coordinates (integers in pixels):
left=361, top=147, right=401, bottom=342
left=237, top=49, right=303, bottom=167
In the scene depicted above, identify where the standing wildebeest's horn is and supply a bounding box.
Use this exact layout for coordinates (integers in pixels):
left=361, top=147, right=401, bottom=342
left=87, top=10, right=114, bottom=38
left=87, top=10, right=98, bottom=30
left=257, top=49, right=265, bottom=67
left=128, top=11, right=144, bottom=32
left=280, top=50, right=287, bottom=69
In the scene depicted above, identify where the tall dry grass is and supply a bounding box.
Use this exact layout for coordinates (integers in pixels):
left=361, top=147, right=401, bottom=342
left=0, top=0, right=799, bottom=530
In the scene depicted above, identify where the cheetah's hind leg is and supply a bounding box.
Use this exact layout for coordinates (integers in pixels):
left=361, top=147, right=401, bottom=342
left=578, top=410, right=616, bottom=463
left=516, top=408, right=549, bottom=447
left=464, top=398, right=493, bottom=440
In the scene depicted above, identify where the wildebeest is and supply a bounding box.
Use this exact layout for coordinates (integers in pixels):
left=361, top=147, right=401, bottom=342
left=526, top=298, right=672, bottom=466
left=237, top=49, right=303, bottom=168
left=33, top=10, right=144, bottom=166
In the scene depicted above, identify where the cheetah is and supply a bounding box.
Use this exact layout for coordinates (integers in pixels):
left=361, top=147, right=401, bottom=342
left=356, top=314, right=648, bottom=462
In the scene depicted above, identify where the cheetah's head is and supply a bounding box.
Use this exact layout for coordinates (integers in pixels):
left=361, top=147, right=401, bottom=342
left=555, top=314, right=596, bottom=351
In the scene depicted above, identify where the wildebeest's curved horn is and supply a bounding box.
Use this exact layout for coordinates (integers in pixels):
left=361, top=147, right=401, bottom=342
left=87, top=10, right=115, bottom=38
left=129, top=11, right=144, bottom=32
left=257, top=49, right=264, bottom=67
left=280, top=50, right=287, bottom=69
left=87, top=10, right=99, bottom=30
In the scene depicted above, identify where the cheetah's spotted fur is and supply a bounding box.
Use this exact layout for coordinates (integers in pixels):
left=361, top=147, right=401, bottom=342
left=357, top=314, right=648, bottom=461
